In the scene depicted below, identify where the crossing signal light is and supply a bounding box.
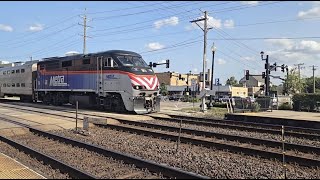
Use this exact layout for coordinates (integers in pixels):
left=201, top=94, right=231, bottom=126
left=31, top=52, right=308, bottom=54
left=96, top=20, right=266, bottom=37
left=260, top=85, right=265, bottom=91
left=273, top=63, right=277, bottom=71
left=166, top=59, right=170, bottom=68
left=281, top=64, right=285, bottom=72
left=262, top=72, right=266, bottom=79
left=245, top=70, right=250, bottom=80
left=149, top=62, right=152, bottom=68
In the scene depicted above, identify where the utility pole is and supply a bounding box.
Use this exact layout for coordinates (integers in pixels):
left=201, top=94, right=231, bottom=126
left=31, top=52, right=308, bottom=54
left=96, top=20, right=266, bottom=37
left=294, top=63, right=305, bottom=93
left=310, top=65, right=318, bottom=93
left=79, top=8, right=92, bottom=55
left=190, top=11, right=212, bottom=112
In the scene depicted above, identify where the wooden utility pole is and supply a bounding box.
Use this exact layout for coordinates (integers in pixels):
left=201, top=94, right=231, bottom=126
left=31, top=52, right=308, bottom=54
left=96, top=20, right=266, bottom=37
left=310, top=65, right=318, bottom=93
left=190, top=11, right=212, bottom=112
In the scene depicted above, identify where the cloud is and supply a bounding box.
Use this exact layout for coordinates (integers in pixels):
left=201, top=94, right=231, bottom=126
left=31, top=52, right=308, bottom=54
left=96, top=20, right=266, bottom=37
left=29, top=23, right=44, bottom=32
left=193, top=68, right=198, bottom=73
left=223, top=19, right=234, bottom=29
left=265, top=39, right=294, bottom=49
left=217, top=58, right=226, bottom=65
left=190, top=15, right=222, bottom=30
left=298, top=7, right=320, bottom=18
left=146, top=42, right=165, bottom=50
left=240, top=1, right=259, bottom=5
left=0, top=24, right=13, bottom=32
left=265, top=40, right=320, bottom=68
left=154, top=16, right=179, bottom=29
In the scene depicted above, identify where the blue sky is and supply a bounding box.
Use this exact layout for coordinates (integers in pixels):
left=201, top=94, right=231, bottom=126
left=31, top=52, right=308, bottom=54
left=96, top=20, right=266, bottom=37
left=1, top=1, right=320, bottom=85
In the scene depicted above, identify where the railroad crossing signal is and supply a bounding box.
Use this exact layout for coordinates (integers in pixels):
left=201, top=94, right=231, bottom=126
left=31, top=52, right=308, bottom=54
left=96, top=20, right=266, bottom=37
left=262, top=72, right=266, bottom=79
left=281, top=64, right=285, bottom=72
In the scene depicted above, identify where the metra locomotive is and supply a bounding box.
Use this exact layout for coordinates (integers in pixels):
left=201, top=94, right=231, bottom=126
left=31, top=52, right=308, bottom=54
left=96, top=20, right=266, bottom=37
left=0, top=50, right=161, bottom=114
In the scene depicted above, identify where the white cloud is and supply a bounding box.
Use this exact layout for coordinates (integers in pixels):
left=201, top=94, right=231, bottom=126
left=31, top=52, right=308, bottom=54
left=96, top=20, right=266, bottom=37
left=217, top=58, right=226, bottom=65
left=240, top=1, right=259, bottom=6
left=190, top=15, right=222, bottom=30
left=223, top=19, right=234, bottom=29
left=146, top=42, right=165, bottom=50
left=154, top=16, right=179, bottom=29
left=265, top=39, right=295, bottom=49
left=298, top=7, right=320, bottom=18
left=29, top=23, right=44, bottom=32
left=266, top=40, right=320, bottom=68
left=0, top=24, right=13, bottom=32
left=193, top=68, right=198, bottom=73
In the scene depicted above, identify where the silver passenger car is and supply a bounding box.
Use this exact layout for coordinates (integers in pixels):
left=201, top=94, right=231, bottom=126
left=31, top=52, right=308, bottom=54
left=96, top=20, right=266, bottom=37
left=0, top=61, right=38, bottom=101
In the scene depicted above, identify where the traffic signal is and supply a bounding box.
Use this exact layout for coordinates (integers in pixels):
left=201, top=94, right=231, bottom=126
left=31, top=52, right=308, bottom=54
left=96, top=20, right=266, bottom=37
left=149, top=62, right=152, bottom=68
left=273, top=63, right=277, bottom=71
left=166, top=59, right=170, bottom=68
left=262, top=72, right=266, bottom=79
left=286, top=66, right=288, bottom=72
left=179, top=74, right=182, bottom=80
left=245, top=70, right=250, bottom=80
left=281, top=64, right=285, bottom=72
left=260, top=85, right=265, bottom=91
left=153, top=63, right=157, bottom=67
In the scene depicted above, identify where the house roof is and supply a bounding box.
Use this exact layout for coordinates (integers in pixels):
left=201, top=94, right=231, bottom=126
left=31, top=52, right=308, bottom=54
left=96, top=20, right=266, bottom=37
left=239, top=75, right=264, bottom=83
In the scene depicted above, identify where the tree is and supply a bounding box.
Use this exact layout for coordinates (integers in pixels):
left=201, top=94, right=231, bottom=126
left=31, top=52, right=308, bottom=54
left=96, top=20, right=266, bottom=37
left=226, top=76, right=238, bottom=86
left=283, top=69, right=306, bottom=94
left=304, top=77, right=320, bottom=93
left=159, top=83, right=168, bottom=96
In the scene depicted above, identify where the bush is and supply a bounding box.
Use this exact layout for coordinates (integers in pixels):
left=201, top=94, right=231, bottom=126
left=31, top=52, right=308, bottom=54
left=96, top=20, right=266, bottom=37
left=278, top=103, right=293, bottom=110
left=292, top=93, right=320, bottom=111
left=211, top=102, right=227, bottom=108
left=251, top=102, right=261, bottom=112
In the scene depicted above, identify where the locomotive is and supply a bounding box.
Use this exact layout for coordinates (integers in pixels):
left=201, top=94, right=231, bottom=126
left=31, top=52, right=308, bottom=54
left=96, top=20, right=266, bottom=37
left=0, top=50, right=161, bottom=114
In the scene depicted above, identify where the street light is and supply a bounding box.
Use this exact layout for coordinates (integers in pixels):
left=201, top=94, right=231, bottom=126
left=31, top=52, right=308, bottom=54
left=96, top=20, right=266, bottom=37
left=208, top=43, right=216, bottom=109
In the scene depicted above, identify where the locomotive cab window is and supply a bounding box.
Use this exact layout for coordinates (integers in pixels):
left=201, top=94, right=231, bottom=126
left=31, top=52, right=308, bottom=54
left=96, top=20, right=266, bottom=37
left=104, top=57, right=118, bottom=67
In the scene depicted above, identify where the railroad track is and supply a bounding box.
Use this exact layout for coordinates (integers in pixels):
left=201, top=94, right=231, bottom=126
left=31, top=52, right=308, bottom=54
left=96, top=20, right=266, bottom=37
left=151, top=115, right=320, bottom=140
left=92, top=119, right=320, bottom=168
left=0, top=117, right=209, bottom=179
left=2, top=102, right=320, bottom=140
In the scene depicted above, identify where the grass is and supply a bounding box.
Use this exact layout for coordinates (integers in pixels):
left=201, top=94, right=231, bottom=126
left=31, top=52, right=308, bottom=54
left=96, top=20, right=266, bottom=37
left=180, top=107, right=228, bottom=119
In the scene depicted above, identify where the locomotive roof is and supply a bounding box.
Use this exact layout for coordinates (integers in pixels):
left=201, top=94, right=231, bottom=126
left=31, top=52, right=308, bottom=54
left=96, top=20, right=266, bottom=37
left=40, top=50, right=142, bottom=63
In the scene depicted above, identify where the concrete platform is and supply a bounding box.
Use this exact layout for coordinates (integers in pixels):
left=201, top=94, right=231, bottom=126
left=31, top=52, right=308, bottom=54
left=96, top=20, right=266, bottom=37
left=226, top=110, right=320, bottom=129
left=0, top=153, right=45, bottom=179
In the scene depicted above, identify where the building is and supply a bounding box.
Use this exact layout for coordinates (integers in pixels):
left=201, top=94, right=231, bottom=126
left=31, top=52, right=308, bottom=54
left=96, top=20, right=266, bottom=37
left=239, top=75, right=267, bottom=97
left=156, top=71, right=199, bottom=86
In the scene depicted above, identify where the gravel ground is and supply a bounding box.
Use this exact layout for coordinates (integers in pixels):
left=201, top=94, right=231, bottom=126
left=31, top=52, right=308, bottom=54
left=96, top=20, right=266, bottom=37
left=12, top=133, right=162, bottom=179
left=141, top=119, right=320, bottom=148
left=52, top=126, right=320, bottom=179
left=0, top=141, right=70, bottom=179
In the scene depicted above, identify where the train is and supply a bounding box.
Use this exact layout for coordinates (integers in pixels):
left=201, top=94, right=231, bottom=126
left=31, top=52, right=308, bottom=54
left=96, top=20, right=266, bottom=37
left=0, top=50, right=161, bottom=114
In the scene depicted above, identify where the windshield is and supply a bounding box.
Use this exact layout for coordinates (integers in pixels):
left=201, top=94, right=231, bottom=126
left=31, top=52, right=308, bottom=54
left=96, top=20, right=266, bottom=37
left=117, top=56, right=149, bottom=67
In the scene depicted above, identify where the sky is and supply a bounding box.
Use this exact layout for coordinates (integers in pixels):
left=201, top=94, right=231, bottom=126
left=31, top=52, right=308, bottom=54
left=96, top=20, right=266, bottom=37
left=1, top=1, right=320, bottom=85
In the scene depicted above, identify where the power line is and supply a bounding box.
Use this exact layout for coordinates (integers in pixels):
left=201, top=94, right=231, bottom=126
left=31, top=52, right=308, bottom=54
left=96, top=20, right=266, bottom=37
left=208, top=36, right=320, bottom=40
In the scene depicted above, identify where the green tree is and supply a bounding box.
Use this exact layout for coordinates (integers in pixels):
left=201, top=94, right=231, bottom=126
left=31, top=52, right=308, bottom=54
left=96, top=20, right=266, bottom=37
left=226, top=76, right=239, bottom=86
left=159, top=83, right=168, bottom=96
left=304, top=77, right=320, bottom=93
left=283, top=69, right=306, bottom=94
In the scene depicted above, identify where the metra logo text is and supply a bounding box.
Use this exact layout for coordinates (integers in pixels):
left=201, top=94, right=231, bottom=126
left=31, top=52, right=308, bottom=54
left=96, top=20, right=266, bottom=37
left=49, top=75, right=68, bottom=87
